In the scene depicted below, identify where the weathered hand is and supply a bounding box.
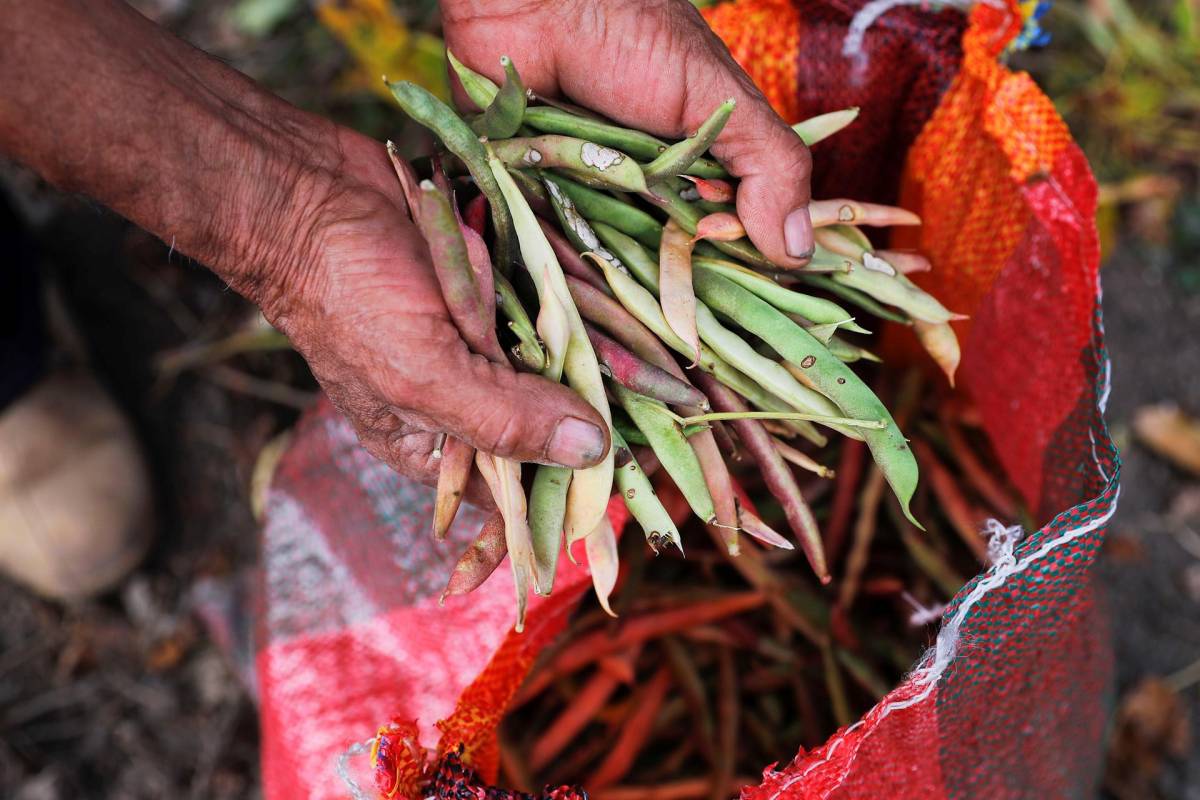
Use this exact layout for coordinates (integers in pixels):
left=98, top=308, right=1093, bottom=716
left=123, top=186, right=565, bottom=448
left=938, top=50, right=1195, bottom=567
left=261, top=131, right=610, bottom=491
left=442, top=0, right=815, bottom=264
left=4, top=0, right=791, bottom=500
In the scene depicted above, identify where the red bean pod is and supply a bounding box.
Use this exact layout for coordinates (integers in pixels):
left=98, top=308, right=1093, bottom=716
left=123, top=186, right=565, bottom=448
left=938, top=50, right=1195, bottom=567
left=440, top=511, right=507, bottom=601
left=586, top=324, right=707, bottom=408
left=694, top=372, right=829, bottom=582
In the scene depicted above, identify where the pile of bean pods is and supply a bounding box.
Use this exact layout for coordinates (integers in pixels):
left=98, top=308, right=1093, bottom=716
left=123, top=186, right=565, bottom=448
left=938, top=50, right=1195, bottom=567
left=489, top=379, right=1026, bottom=798
left=383, top=54, right=962, bottom=630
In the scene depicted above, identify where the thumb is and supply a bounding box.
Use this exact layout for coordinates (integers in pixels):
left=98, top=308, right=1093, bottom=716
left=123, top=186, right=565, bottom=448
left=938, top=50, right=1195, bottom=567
left=414, top=351, right=610, bottom=469
left=687, top=57, right=814, bottom=267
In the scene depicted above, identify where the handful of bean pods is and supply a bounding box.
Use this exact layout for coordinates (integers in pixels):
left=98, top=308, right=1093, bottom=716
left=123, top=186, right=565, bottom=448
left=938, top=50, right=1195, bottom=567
left=382, top=54, right=962, bottom=631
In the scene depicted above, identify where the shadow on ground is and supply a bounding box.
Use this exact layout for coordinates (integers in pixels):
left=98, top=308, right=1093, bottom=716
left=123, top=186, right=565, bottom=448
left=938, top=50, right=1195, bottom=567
left=1099, top=242, right=1200, bottom=800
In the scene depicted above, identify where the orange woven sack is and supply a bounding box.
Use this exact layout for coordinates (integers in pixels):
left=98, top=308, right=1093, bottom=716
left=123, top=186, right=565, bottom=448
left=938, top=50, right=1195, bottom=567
left=255, top=2, right=1117, bottom=797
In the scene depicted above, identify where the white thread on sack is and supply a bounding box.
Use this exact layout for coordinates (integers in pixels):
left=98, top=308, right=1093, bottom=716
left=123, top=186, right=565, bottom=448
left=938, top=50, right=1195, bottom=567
left=766, top=470, right=1119, bottom=799
left=766, top=719, right=865, bottom=796
left=882, top=488, right=1118, bottom=717
left=982, top=518, right=1022, bottom=568
left=1094, top=319, right=1114, bottom=483
left=336, top=736, right=377, bottom=800
left=800, top=721, right=862, bottom=776
left=1099, top=356, right=1112, bottom=414
left=1090, top=431, right=1109, bottom=483
left=902, top=591, right=947, bottom=626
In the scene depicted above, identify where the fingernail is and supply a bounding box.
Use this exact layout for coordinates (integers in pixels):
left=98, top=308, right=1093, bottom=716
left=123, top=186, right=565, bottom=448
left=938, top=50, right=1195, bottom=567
left=547, top=416, right=607, bottom=467
left=784, top=206, right=814, bottom=260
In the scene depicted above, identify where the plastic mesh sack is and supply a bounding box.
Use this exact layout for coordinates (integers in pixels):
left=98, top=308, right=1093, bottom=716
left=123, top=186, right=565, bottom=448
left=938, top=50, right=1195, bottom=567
left=255, top=1, right=1117, bottom=797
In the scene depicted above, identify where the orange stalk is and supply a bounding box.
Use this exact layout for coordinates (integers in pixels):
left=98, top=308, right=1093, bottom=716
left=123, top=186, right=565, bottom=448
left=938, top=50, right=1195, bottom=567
left=913, top=439, right=990, bottom=563
left=514, top=591, right=765, bottom=704
left=836, top=466, right=887, bottom=610
left=824, top=439, right=865, bottom=567
left=586, top=667, right=673, bottom=788
left=530, top=649, right=638, bottom=771
left=943, top=422, right=1019, bottom=519
left=709, top=646, right=738, bottom=800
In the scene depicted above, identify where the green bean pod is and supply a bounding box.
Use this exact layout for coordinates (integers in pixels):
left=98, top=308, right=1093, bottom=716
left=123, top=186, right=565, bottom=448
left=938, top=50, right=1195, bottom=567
left=612, top=415, right=650, bottom=447
left=491, top=136, right=647, bottom=192
left=613, top=384, right=715, bottom=525
left=643, top=99, right=735, bottom=182
left=386, top=79, right=515, bottom=268
left=795, top=274, right=912, bottom=325
left=526, top=247, right=572, bottom=592
left=488, top=149, right=616, bottom=544
left=492, top=268, right=547, bottom=372
left=508, top=167, right=553, bottom=217
left=692, top=269, right=921, bottom=525
left=539, top=218, right=609, bottom=293
left=696, top=199, right=736, bottom=216
left=694, top=305, right=858, bottom=433
left=528, top=464, right=569, bottom=593
left=736, top=381, right=829, bottom=446
left=581, top=253, right=832, bottom=446
left=416, top=182, right=507, bottom=364
left=797, top=320, right=843, bottom=345
left=831, top=224, right=875, bottom=252
left=524, top=106, right=728, bottom=179
left=543, top=173, right=662, bottom=248
left=474, top=56, right=526, bottom=139
left=542, top=175, right=629, bottom=269
left=591, top=226, right=850, bottom=430
left=571, top=269, right=812, bottom=450
left=792, top=107, right=860, bottom=146
left=692, top=256, right=857, bottom=326
left=832, top=264, right=958, bottom=324
left=826, top=335, right=881, bottom=364
left=447, top=49, right=499, bottom=110
left=611, top=427, right=683, bottom=553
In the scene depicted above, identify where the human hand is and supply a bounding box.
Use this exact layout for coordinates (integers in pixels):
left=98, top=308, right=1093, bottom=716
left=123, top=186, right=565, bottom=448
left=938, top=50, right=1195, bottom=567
left=252, top=130, right=610, bottom=493
left=441, top=0, right=815, bottom=264
left=0, top=0, right=611, bottom=500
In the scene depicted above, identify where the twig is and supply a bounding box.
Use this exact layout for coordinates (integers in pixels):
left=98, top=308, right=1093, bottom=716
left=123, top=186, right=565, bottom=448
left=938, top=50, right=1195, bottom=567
left=710, top=646, right=738, bottom=800
left=587, top=667, right=673, bottom=788
left=825, top=439, right=865, bottom=565
left=913, top=439, right=990, bottom=563
left=202, top=365, right=316, bottom=409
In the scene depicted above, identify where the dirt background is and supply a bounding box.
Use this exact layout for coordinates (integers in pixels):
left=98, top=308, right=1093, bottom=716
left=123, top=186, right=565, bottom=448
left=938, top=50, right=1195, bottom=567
left=1, top=1, right=1198, bottom=798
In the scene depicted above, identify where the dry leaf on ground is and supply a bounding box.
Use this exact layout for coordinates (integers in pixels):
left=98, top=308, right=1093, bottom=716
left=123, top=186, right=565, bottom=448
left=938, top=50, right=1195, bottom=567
left=1104, top=677, right=1191, bottom=800
left=1133, top=404, right=1200, bottom=477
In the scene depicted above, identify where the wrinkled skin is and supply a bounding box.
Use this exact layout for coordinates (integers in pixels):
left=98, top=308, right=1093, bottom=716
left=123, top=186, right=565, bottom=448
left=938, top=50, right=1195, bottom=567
left=0, top=0, right=813, bottom=502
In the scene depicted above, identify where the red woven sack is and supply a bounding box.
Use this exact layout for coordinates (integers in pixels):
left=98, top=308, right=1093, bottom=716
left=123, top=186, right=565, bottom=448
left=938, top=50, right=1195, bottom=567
left=255, top=1, right=1118, bottom=797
